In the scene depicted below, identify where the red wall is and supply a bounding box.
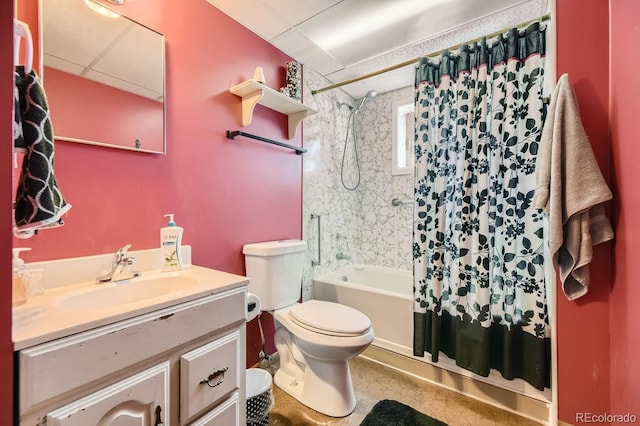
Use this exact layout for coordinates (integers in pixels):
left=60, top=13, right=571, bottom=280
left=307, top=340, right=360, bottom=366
left=2, top=2, right=15, bottom=424
left=556, top=0, right=619, bottom=424
left=555, top=0, right=612, bottom=422
left=13, top=0, right=300, bottom=370
left=609, top=0, right=640, bottom=416
left=45, top=67, right=164, bottom=152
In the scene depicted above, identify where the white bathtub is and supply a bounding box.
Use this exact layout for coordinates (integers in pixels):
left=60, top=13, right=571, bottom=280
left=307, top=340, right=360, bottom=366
left=312, top=264, right=551, bottom=404
left=313, top=264, right=414, bottom=355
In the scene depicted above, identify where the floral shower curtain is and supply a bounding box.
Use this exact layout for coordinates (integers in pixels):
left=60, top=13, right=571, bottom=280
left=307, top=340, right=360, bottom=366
left=412, top=23, right=550, bottom=390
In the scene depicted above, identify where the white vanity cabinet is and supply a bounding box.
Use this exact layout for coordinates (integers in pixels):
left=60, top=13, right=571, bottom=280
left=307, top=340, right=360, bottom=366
left=17, top=286, right=247, bottom=426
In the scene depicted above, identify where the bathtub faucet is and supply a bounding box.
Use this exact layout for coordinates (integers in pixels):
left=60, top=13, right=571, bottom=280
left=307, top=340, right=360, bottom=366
left=336, top=252, right=351, bottom=260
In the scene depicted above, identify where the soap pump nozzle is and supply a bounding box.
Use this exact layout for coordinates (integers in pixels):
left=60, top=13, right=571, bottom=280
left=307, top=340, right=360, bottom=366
left=12, top=248, right=30, bottom=306
left=164, top=213, right=176, bottom=227
left=12, top=248, right=31, bottom=271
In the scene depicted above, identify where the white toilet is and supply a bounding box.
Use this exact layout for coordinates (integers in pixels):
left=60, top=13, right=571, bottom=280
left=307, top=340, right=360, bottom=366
left=243, top=239, right=374, bottom=417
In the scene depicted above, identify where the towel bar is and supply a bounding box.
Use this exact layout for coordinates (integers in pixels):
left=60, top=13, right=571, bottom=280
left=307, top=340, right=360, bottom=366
left=226, top=130, right=306, bottom=155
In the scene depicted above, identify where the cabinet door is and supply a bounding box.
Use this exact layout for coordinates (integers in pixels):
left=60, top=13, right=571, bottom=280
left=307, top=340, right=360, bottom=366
left=46, top=362, right=169, bottom=426
left=189, top=393, right=240, bottom=426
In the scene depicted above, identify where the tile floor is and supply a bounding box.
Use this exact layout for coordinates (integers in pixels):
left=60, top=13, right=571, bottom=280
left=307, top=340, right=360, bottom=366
left=265, top=355, right=542, bottom=426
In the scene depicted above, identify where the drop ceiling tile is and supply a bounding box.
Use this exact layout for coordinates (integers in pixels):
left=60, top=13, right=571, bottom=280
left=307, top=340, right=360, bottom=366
left=206, top=0, right=291, bottom=39
left=296, top=1, right=432, bottom=51
left=272, top=29, right=343, bottom=75
left=259, top=0, right=343, bottom=27
left=294, top=0, right=531, bottom=66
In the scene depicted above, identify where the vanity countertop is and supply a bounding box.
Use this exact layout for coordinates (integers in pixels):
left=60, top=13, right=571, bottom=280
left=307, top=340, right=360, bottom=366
left=13, top=265, right=248, bottom=351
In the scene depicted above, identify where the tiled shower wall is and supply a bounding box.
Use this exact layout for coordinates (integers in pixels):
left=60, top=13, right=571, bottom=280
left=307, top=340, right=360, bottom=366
left=300, top=70, right=361, bottom=300
left=301, top=71, right=414, bottom=299
left=354, top=88, right=414, bottom=272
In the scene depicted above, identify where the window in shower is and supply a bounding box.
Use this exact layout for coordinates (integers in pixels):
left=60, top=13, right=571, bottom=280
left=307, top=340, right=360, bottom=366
left=392, top=101, right=415, bottom=175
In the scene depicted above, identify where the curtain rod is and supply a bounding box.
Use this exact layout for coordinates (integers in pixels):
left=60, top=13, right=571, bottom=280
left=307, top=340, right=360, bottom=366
left=311, top=14, right=551, bottom=96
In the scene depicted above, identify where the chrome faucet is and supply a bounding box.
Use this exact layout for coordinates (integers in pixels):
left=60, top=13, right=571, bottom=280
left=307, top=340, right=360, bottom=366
left=96, top=244, right=142, bottom=284
left=336, top=252, right=351, bottom=260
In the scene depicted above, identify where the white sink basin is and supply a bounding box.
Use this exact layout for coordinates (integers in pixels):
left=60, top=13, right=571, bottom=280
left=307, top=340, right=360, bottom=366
left=13, top=256, right=250, bottom=351
left=55, top=275, right=199, bottom=312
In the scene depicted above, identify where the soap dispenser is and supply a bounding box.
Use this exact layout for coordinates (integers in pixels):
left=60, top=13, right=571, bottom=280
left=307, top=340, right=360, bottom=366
left=12, top=248, right=31, bottom=306
left=160, top=214, right=184, bottom=271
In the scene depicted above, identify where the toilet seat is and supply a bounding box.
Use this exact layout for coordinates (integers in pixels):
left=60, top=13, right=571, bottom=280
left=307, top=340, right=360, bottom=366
left=288, top=300, right=371, bottom=337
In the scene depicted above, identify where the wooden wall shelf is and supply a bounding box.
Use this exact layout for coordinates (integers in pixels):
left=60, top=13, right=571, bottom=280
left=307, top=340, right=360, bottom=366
left=229, top=80, right=315, bottom=139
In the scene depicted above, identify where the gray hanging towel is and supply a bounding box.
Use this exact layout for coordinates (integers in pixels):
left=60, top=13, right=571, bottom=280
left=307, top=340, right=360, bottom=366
left=532, top=73, right=613, bottom=300
left=14, top=66, right=71, bottom=234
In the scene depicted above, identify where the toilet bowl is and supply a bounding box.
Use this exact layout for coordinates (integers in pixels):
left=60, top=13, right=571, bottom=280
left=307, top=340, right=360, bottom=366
left=272, top=300, right=374, bottom=417
left=242, top=240, right=374, bottom=417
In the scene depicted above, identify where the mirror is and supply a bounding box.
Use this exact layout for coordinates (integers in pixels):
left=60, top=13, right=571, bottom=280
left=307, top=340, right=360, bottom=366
left=41, top=0, right=165, bottom=153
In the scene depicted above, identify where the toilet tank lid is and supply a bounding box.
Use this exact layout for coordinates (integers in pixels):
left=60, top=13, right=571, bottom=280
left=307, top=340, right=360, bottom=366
left=243, top=239, right=307, bottom=256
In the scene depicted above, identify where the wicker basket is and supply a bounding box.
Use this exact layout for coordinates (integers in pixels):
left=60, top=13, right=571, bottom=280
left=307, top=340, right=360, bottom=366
left=246, top=368, right=273, bottom=425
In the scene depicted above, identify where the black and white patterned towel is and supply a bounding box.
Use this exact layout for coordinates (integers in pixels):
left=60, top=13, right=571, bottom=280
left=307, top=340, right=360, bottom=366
left=14, top=66, right=71, bottom=235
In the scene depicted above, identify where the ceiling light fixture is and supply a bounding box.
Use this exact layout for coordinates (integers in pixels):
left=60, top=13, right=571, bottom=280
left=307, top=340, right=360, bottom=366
left=84, top=0, right=122, bottom=18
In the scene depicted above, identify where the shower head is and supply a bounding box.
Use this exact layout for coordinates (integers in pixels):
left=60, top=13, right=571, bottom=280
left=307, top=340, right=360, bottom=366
left=336, top=90, right=377, bottom=113
left=354, top=90, right=377, bottom=111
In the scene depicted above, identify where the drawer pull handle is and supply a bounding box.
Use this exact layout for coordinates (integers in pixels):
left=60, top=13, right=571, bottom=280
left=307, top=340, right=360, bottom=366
left=200, top=367, right=229, bottom=388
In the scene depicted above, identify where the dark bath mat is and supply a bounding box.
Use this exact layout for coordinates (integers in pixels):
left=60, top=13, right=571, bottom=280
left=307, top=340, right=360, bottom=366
left=359, top=399, right=448, bottom=426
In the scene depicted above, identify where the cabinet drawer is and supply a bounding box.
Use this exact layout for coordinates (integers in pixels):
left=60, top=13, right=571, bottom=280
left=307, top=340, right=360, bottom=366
left=181, top=330, right=242, bottom=424
left=189, top=392, right=240, bottom=426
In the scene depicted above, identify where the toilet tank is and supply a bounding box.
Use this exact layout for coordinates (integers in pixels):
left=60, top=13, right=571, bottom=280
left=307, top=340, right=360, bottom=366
left=243, top=240, right=307, bottom=311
